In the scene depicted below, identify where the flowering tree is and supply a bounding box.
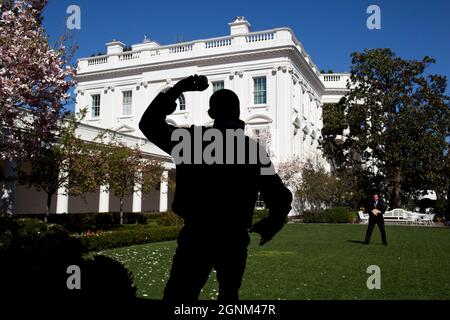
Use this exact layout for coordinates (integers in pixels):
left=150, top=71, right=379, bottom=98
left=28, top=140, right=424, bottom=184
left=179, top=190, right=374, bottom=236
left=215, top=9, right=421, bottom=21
left=95, top=132, right=164, bottom=224
left=277, top=157, right=303, bottom=190
left=277, top=158, right=359, bottom=212
left=276, top=157, right=302, bottom=214
left=0, top=0, right=76, bottom=162
left=19, top=111, right=102, bottom=216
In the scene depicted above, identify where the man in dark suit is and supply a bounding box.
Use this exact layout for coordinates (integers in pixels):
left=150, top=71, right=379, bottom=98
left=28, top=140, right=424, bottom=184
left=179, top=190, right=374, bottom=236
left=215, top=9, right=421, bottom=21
left=364, top=193, right=388, bottom=245
left=139, top=74, right=292, bottom=301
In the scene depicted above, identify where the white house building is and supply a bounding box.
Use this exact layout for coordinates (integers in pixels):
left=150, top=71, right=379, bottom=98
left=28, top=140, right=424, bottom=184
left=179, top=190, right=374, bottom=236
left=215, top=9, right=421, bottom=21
left=7, top=17, right=349, bottom=215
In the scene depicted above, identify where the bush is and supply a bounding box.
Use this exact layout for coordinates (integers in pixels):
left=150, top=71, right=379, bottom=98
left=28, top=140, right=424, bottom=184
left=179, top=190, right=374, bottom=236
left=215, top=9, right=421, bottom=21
left=302, top=207, right=356, bottom=223
left=141, top=211, right=163, bottom=221
left=122, top=212, right=148, bottom=225
left=0, top=217, right=84, bottom=299
left=80, top=225, right=181, bottom=251
left=0, top=217, right=169, bottom=302
left=329, top=207, right=357, bottom=223
left=13, top=212, right=148, bottom=233
left=302, top=210, right=331, bottom=223
left=157, top=211, right=184, bottom=226
left=76, top=255, right=137, bottom=301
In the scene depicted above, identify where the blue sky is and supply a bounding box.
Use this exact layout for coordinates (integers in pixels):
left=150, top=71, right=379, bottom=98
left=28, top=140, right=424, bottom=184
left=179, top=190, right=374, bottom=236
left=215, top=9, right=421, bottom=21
left=43, top=0, right=450, bottom=87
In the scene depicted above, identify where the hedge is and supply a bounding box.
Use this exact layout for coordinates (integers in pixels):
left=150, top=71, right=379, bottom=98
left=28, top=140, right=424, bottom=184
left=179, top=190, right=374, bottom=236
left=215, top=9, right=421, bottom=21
left=13, top=212, right=152, bottom=233
left=0, top=217, right=137, bottom=301
left=157, top=211, right=184, bottom=226
left=302, top=207, right=357, bottom=223
left=79, top=225, right=181, bottom=251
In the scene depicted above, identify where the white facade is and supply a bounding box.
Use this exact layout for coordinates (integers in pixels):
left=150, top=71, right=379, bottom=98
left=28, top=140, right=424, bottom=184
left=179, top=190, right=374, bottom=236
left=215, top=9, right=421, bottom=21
left=7, top=17, right=349, bottom=215
left=76, top=17, right=348, bottom=164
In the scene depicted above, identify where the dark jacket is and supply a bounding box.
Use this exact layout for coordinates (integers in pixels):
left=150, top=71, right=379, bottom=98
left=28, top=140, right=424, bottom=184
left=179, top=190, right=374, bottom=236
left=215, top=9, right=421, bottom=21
left=366, top=199, right=386, bottom=219
left=139, top=91, right=292, bottom=233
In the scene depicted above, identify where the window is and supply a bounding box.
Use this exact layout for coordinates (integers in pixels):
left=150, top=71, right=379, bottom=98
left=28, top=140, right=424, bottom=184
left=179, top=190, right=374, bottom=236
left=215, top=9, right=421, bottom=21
left=178, top=94, right=186, bottom=111
left=122, top=91, right=132, bottom=115
left=212, top=81, right=224, bottom=93
left=253, top=76, right=267, bottom=105
left=91, top=94, right=100, bottom=118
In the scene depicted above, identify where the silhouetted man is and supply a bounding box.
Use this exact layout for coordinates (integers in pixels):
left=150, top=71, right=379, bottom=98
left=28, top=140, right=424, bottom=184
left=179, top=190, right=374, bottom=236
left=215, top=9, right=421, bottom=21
left=139, top=75, right=292, bottom=301
left=364, top=193, right=387, bottom=245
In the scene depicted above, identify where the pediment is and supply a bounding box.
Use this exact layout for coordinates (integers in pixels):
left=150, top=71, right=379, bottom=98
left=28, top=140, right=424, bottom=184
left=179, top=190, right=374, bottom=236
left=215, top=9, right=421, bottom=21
left=113, top=124, right=135, bottom=133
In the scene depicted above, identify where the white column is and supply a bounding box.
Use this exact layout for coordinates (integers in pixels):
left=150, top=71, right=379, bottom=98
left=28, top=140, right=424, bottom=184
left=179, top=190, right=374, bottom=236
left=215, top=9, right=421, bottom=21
left=56, top=167, right=69, bottom=214
left=56, top=185, right=69, bottom=214
left=159, top=170, right=168, bottom=212
left=132, top=181, right=142, bottom=213
left=98, top=184, right=110, bottom=212
left=1, top=160, right=17, bottom=216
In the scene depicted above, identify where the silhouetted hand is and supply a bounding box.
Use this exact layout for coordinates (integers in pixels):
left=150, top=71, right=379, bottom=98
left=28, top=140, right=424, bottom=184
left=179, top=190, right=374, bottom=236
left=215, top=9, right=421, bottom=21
left=249, top=217, right=285, bottom=246
left=174, top=74, right=209, bottom=93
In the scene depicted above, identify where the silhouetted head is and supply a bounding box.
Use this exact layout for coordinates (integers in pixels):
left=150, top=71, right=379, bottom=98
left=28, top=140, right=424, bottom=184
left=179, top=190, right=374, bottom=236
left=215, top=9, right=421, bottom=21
left=372, top=193, right=380, bottom=201
left=208, top=89, right=240, bottom=120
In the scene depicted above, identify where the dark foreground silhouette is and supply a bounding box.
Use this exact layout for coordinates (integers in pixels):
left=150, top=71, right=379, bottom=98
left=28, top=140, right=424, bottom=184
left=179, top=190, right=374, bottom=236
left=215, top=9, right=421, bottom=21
left=0, top=218, right=136, bottom=303
left=139, top=75, right=292, bottom=301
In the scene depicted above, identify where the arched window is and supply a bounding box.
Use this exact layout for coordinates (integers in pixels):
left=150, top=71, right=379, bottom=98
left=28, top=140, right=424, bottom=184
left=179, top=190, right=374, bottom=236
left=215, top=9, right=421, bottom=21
left=178, top=94, right=186, bottom=111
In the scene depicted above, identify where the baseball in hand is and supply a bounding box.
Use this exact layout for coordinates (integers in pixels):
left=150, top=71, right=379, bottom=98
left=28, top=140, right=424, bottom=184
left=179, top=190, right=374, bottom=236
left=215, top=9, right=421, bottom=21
left=175, top=74, right=209, bottom=92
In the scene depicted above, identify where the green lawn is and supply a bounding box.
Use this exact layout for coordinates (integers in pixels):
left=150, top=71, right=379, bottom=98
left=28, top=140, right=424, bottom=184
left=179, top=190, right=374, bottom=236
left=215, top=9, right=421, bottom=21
left=96, top=224, right=450, bottom=300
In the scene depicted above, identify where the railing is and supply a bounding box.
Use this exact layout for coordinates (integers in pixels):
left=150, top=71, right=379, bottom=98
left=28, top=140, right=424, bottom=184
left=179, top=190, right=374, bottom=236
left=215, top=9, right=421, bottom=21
left=323, top=75, right=341, bottom=82
left=320, top=74, right=350, bottom=89
left=79, top=28, right=322, bottom=75
left=246, top=32, right=275, bottom=43
left=169, top=44, right=193, bottom=53
left=205, top=38, right=232, bottom=48
left=87, top=56, right=108, bottom=65
left=119, top=51, right=140, bottom=61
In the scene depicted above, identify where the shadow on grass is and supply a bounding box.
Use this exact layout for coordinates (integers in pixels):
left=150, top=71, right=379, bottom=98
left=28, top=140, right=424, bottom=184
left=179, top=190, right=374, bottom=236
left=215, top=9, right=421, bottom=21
left=346, top=240, right=367, bottom=245
left=347, top=240, right=387, bottom=246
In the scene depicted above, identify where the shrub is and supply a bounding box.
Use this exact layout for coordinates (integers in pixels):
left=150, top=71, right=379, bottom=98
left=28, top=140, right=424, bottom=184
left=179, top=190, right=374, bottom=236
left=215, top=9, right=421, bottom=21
left=80, top=225, right=181, bottom=251
left=76, top=255, right=137, bottom=301
left=157, top=211, right=184, bottom=226
left=0, top=217, right=164, bottom=302
left=0, top=217, right=84, bottom=299
left=302, top=207, right=356, bottom=223
left=141, top=211, right=163, bottom=221
left=13, top=212, right=148, bottom=233
left=329, top=207, right=357, bottom=223
left=122, top=212, right=147, bottom=225
left=302, top=210, right=331, bottom=223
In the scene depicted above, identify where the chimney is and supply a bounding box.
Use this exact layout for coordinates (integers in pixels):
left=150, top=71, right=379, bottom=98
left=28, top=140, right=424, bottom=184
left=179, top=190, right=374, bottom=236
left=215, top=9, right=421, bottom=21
left=132, top=35, right=160, bottom=51
left=106, top=39, right=125, bottom=54
left=228, top=16, right=251, bottom=35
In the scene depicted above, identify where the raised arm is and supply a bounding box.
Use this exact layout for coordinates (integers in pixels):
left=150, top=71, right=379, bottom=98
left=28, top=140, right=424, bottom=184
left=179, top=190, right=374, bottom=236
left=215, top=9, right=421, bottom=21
left=139, top=75, right=209, bottom=154
left=139, top=87, right=180, bottom=154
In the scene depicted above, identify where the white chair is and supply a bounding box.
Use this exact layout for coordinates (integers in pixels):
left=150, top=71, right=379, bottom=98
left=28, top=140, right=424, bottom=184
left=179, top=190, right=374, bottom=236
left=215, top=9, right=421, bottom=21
left=358, top=211, right=369, bottom=224
left=405, top=212, right=420, bottom=225
left=429, top=214, right=436, bottom=225
left=421, top=214, right=435, bottom=226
